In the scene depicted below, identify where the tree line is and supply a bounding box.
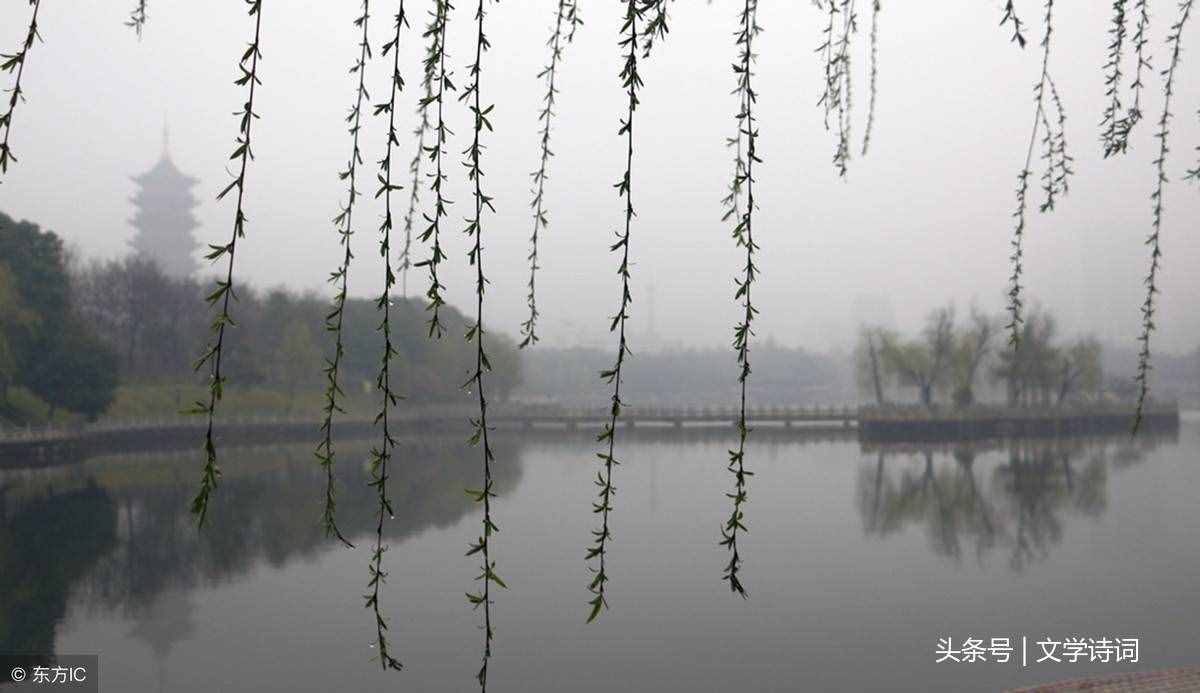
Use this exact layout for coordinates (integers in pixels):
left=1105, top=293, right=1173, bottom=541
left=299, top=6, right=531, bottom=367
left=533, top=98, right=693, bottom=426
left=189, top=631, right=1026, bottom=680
left=0, top=211, right=522, bottom=425
left=855, top=304, right=1104, bottom=409
left=515, top=340, right=849, bottom=407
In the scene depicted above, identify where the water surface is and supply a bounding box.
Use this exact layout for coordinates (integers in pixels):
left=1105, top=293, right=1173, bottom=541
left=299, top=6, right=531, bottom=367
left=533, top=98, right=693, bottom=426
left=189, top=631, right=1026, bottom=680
left=3, top=421, right=1198, bottom=692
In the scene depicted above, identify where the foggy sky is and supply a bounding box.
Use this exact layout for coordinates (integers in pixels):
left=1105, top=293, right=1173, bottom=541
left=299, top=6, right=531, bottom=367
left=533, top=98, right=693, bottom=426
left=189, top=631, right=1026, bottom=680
left=2, top=0, right=1198, bottom=355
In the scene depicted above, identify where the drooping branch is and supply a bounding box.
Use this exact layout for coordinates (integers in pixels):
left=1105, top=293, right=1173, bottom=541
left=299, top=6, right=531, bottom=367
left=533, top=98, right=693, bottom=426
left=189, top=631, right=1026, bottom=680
left=1100, top=0, right=1129, bottom=155
left=587, top=0, right=667, bottom=625
left=190, top=0, right=264, bottom=526
left=1136, top=0, right=1194, bottom=432
left=1112, top=0, right=1154, bottom=155
left=0, top=0, right=43, bottom=181
left=361, top=0, right=409, bottom=673
left=838, top=0, right=855, bottom=170
left=1006, top=0, right=1070, bottom=349
left=520, top=0, right=583, bottom=349
left=459, top=0, right=504, bottom=689
left=317, top=0, right=372, bottom=548
left=416, top=0, right=455, bottom=338
left=817, top=0, right=857, bottom=176
left=861, top=0, right=880, bottom=156
left=398, top=73, right=432, bottom=298
left=1043, top=75, right=1074, bottom=204
left=127, top=0, right=149, bottom=38
left=721, top=0, right=761, bottom=599
left=818, top=0, right=837, bottom=130
left=642, top=0, right=671, bottom=57
left=1000, top=0, right=1028, bottom=48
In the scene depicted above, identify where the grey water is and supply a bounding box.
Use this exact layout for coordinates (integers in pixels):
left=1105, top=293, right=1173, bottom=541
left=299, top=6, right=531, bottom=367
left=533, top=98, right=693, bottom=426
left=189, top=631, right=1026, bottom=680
left=3, top=420, right=1198, bottom=692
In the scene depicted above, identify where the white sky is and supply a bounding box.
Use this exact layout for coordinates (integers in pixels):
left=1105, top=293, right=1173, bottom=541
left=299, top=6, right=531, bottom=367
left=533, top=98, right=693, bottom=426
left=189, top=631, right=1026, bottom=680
left=2, top=0, right=1198, bottom=355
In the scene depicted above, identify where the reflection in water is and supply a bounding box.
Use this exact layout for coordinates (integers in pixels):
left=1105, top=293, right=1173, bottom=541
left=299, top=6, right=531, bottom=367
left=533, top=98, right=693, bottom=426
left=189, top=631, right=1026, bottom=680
left=126, top=590, right=196, bottom=693
left=0, top=482, right=117, bottom=656
left=0, top=435, right=522, bottom=665
left=1, top=427, right=1194, bottom=692
left=856, top=433, right=1170, bottom=570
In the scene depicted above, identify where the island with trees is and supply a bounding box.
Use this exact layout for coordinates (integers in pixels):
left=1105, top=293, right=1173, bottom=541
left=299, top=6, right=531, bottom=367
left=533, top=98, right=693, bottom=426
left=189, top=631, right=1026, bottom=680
left=854, top=305, right=1180, bottom=441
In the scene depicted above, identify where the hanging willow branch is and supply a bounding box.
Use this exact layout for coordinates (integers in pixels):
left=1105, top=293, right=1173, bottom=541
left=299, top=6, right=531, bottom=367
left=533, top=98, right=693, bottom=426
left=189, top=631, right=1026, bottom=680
left=190, top=0, right=264, bottom=526
left=1043, top=76, right=1074, bottom=203
left=837, top=0, right=856, bottom=175
left=817, top=0, right=857, bottom=177
left=399, top=3, right=444, bottom=299
left=317, top=0, right=371, bottom=548
left=642, top=0, right=671, bottom=56
left=520, top=0, right=583, bottom=349
left=1100, top=0, right=1129, bottom=155
left=416, top=0, right=455, bottom=338
left=1005, top=0, right=1070, bottom=349
left=861, top=0, right=880, bottom=156
left=818, top=1, right=837, bottom=130
left=127, top=1, right=148, bottom=38
left=399, top=77, right=432, bottom=298
left=1000, top=0, right=1029, bottom=48
left=460, top=0, right=504, bottom=689
left=0, top=0, right=43, bottom=180
left=586, top=0, right=667, bottom=625
left=1115, top=0, right=1154, bottom=155
left=720, top=0, right=760, bottom=599
left=1135, top=0, right=1194, bottom=432
left=361, top=0, right=409, bottom=673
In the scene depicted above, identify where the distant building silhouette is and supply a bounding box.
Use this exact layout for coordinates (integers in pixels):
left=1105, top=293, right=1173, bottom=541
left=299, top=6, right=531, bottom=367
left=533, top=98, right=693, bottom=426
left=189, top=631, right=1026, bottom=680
left=129, top=129, right=200, bottom=279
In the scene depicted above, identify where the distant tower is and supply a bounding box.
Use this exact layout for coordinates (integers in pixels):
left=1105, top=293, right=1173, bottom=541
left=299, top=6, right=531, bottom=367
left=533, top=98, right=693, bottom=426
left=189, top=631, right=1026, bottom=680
left=129, top=126, right=200, bottom=279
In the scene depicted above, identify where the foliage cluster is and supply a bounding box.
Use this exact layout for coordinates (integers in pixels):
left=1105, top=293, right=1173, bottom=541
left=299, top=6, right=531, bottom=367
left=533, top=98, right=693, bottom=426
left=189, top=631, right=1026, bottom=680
left=71, top=256, right=521, bottom=411
left=0, top=211, right=117, bottom=423
left=856, top=304, right=1103, bottom=409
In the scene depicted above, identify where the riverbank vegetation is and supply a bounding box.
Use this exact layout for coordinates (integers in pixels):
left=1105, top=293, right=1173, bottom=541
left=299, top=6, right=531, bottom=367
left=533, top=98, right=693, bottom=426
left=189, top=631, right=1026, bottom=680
left=514, top=340, right=849, bottom=407
left=73, top=255, right=522, bottom=420
left=0, top=211, right=522, bottom=427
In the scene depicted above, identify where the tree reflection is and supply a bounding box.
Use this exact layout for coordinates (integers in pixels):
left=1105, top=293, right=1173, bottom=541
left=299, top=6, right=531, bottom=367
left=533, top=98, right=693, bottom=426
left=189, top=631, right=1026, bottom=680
left=856, top=433, right=1170, bottom=570
left=0, top=482, right=117, bottom=664
left=0, top=434, right=523, bottom=660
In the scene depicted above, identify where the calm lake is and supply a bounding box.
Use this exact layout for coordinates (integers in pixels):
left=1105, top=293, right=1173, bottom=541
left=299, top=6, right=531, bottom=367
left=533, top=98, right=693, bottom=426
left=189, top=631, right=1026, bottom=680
left=3, top=418, right=1198, bottom=692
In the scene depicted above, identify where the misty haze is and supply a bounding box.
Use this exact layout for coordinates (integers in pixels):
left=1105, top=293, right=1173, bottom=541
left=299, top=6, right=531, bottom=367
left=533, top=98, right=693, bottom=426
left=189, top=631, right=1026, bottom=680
left=1, top=1, right=1198, bottom=692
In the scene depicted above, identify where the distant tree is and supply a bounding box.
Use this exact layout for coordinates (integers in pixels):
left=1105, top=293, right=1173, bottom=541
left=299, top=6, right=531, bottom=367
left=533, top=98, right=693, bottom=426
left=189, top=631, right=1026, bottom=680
left=0, top=212, right=69, bottom=392
left=70, top=257, right=524, bottom=410
left=75, top=256, right=202, bottom=380
left=951, top=307, right=998, bottom=407
left=880, top=337, right=936, bottom=406
left=879, top=306, right=955, bottom=407
left=992, top=308, right=1060, bottom=406
left=0, top=263, right=36, bottom=403
left=272, top=320, right=323, bottom=413
left=1055, top=337, right=1103, bottom=405
left=28, top=320, right=119, bottom=421
left=0, top=211, right=118, bottom=420
left=855, top=327, right=890, bottom=405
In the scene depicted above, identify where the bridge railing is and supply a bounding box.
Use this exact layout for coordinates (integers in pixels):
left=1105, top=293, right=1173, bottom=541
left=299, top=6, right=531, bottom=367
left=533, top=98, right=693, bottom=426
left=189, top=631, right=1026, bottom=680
left=0, top=403, right=865, bottom=442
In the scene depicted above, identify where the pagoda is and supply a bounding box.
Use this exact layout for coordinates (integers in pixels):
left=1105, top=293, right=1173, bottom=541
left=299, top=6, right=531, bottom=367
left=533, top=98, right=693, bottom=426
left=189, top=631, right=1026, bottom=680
left=129, top=129, right=200, bottom=279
